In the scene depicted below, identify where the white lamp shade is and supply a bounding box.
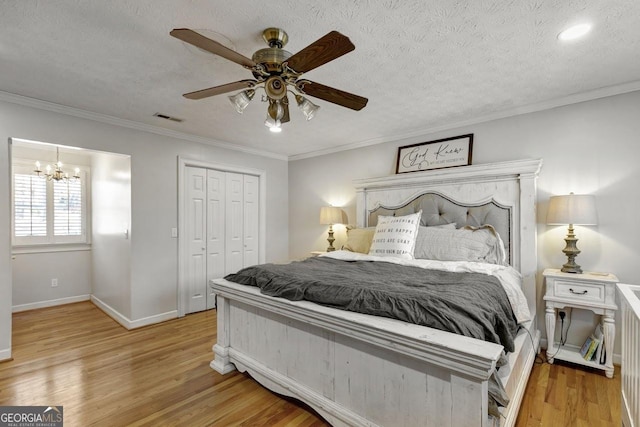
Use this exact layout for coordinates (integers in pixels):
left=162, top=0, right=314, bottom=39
left=320, top=206, right=343, bottom=225
left=546, top=194, right=598, bottom=225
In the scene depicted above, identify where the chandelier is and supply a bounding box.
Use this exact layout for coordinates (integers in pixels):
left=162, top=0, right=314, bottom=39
left=34, top=147, right=80, bottom=182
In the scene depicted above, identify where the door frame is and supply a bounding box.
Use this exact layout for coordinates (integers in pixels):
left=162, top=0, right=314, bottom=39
left=177, top=157, right=266, bottom=317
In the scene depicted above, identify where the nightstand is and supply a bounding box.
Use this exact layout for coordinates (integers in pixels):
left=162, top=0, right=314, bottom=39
left=310, top=251, right=326, bottom=257
left=543, top=268, right=618, bottom=378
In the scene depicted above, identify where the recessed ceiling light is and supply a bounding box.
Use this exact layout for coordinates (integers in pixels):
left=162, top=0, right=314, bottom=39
left=558, top=23, right=592, bottom=41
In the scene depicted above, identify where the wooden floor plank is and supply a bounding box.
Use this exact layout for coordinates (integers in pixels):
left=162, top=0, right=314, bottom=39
left=1, top=302, right=622, bottom=426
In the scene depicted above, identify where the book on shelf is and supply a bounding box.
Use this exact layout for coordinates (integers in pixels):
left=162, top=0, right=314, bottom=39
left=580, top=335, right=599, bottom=361
left=580, top=323, right=605, bottom=362
left=593, top=323, right=605, bottom=364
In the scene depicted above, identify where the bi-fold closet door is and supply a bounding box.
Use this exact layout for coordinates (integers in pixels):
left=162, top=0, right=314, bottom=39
left=185, top=167, right=259, bottom=314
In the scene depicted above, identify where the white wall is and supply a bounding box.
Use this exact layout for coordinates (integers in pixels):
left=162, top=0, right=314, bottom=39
left=91, top=152, right=132, bottom=319
left=11, top=250, right=92, bottom=310
left=0, top=97, right=289, bottom=359
left=289, top=90, right=640, bottom=356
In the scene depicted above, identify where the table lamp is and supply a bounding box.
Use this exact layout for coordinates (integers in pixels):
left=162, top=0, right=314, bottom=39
left=546, top=193, right=597, bottom=273
left=319, top=206, right=344, bottom=252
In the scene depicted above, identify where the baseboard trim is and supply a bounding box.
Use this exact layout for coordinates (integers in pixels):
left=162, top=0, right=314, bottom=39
left=0, top=348, right=11, bottom=362
left=128, top=310, right=178, bottom=329
left=90, top=295, right=177, bottom=330
left=12, top=294, right=91, bottom=313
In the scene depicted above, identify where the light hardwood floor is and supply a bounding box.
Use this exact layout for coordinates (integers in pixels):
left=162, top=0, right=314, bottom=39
left=1, top=302, right=621, bottom=426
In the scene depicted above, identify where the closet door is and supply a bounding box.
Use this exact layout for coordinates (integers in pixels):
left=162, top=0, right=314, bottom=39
left=206, top=170, right=226, bottom=309
left=182, top=166, right=261, bottom=314
left=243, top=174, right=259, bottom=267
left=225, top=172, right=245, bottom=274
left=185, top=166, right=207, bottom=313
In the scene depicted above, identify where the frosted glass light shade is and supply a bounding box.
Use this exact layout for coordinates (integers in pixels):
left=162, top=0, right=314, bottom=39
left=264, top=115, right=282, bottom=132
left=295, top=95, right=319, bottom=121
left=319, top=206, right=343, bottom=225
left=547, top=193, right=597, bottom=225
left=228, top=89, right=255, bottom=114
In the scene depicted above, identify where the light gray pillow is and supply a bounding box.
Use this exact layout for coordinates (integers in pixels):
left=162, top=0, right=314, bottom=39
left=414, top=224, right=506, bottom=265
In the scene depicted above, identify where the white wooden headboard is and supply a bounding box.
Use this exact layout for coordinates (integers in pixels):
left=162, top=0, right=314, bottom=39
left=353, top=159, right=543, bottom=315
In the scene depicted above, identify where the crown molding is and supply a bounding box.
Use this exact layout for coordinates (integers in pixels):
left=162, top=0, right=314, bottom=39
left=3, top=79, right=639, bottom=164
left=0, top=91, right=288, bottom=161
left=289, top=80, right=640, bottom=161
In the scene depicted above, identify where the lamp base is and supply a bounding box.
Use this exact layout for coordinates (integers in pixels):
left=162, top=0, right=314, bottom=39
left=560, top=263, right=582, bottom=274
left=326, top=224, right=336, bottom=252
left=560, top=225, right=582, bottom=274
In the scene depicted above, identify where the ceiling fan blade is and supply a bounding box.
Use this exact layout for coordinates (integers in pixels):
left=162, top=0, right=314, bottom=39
left=286, top=31, right=355, bottom=74
left=183, top=80, right=257, bottom=100
left=170, top=28, right=256, bottom=69
left=296, top=80, right=368, bottom=111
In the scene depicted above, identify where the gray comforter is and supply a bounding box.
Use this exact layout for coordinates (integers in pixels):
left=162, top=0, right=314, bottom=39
left=225, top=256, right=518, bottom=352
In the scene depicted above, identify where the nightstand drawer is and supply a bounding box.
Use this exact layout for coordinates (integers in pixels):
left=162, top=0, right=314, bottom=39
left=554, top=280, right=605, bottom=303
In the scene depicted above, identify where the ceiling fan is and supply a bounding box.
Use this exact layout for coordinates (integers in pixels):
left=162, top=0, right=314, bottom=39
left=170, top=27, right=368, bottom=132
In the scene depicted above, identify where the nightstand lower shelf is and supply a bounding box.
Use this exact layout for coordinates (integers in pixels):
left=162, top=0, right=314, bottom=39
left=548, top=345, right=608, bottom=372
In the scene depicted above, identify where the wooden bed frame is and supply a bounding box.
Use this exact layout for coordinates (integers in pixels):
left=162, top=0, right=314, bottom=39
left=211, top=159, right=542, bottom=427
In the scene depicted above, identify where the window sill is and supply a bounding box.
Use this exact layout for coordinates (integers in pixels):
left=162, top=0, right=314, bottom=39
left=12, top=243, right=91, bottom=255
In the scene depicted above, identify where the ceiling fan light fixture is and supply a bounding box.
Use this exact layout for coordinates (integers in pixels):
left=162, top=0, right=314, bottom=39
left=295, top=94, right=320, bottom=121
left=267, top=99, right=285, bottom=121
left=228, top=89, right=255, bottom=114
left=264, top=115, right=282, bottom=132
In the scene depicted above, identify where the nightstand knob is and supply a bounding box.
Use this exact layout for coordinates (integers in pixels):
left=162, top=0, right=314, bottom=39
left=569, top=288, right=588, bottom=295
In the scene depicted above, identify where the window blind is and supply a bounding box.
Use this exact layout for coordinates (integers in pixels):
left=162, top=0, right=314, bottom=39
left=12, top=162, right=88, bottom=246
left=14, top=174, right=47, bottom=237
left=53, top=179, right=82, bottom=236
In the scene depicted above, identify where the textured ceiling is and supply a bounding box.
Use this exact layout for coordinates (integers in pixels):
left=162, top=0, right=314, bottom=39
left=1, top=1, right=640, bottom=158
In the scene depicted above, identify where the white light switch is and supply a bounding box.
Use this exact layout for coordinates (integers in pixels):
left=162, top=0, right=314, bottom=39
left=171, top=228, right=178, bottom=238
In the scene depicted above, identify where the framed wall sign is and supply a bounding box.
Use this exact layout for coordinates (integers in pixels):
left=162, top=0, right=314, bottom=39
left=396, top=134, right=473, bottom=174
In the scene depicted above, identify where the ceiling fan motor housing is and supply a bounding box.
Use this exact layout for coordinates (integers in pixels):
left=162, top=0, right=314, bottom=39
left=251, top=28, right=293, bottom=76
left=251, top=48, right=292, bottom=74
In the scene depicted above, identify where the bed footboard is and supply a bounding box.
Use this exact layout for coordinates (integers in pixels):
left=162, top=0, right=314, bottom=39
left=212, top=279, right=508, bottom=427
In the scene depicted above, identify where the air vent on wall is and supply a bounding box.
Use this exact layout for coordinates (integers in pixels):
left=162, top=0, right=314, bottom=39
left=153, top=112, right=184, bottom=122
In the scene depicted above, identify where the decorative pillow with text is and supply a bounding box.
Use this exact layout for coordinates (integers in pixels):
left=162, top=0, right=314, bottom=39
left=368, top=211, right=422, bottom=260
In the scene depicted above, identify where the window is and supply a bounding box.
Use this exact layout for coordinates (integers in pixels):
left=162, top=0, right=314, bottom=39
left=12, top=161, right=89, bottom=246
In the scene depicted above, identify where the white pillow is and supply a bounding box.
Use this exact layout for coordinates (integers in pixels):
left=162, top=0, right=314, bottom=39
left=413, top=224, right=507, bottom=265
left=368, top=211, right=422, bottom=260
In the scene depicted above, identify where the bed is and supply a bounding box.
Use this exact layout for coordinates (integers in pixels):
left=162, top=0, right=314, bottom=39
left=210, top=158, right=542, bottom=427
